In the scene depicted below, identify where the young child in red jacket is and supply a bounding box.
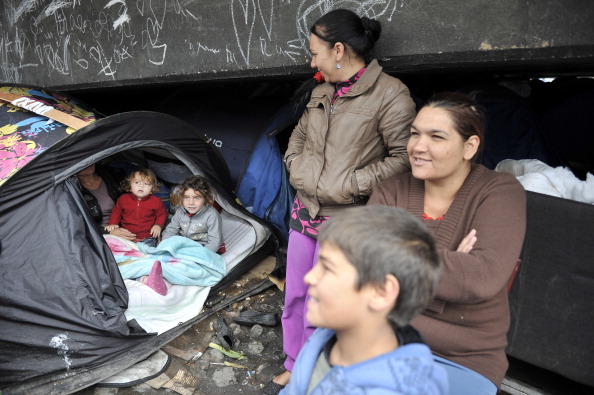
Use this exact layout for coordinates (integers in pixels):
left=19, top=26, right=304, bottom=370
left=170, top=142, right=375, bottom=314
left=106, top=168, right=167, bottom=247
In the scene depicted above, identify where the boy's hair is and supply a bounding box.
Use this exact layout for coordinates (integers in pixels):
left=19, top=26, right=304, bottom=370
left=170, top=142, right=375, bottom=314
left=170, top=175, right=215, bottom=207
left=318, top=205, right=441, bottom=328
left=121, top=168, right=161, bottom=193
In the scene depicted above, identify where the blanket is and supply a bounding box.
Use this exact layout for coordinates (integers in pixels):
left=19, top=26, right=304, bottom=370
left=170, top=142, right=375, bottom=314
left=106, top=235, right=227, bottom=286
left=495, top=159, right=594, bottom=204
left=123, top=279, right=210, bottom=334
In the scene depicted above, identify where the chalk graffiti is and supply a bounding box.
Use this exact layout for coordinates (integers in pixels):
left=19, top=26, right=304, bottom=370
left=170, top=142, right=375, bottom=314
left=257, top=0, right=274, bottom=41
left=138, top=0, right=168, bottom=66
left=0, top=0, right=408, bottom=86
left=188, top=41, right=221, bottom=57
left=231, top=0, right=257, bottom=66
left=106, top=0, right=131, bottom=30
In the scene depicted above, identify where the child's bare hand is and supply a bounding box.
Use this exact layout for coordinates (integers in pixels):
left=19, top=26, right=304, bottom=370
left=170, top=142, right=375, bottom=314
left=457, top=229, right=477, bottom=253
left=151, top=225, right=162, bottom=238
left=105, top=224, right=119, bottom=232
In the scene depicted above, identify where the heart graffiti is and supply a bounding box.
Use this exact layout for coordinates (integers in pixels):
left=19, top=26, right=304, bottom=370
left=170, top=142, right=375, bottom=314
left=231, top=0, right=256, bottom=66
left=257, top=0, right=274, bottom=41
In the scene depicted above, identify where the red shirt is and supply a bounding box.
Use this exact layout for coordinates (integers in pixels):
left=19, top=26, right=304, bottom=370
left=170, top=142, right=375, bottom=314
left=109, top=193, right=167, bottom=240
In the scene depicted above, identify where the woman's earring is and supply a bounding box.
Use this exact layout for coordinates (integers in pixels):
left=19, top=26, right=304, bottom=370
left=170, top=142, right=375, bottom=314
left=336, top=63, right=341, bottom=69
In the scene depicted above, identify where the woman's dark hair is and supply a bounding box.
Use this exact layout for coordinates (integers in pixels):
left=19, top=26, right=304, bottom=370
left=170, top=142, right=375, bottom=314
left=289, top=9, right=381, bottom=106
left=424, top=92, right=486, bottom=160
left=310, top=9, right=381, bottom=64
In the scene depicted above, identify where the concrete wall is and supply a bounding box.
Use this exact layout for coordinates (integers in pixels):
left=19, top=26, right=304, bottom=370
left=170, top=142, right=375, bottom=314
left=1, top=0, right=593, bottom=90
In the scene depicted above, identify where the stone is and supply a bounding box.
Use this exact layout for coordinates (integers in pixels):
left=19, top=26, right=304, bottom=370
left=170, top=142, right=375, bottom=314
left=247, top=341, right=265, bottom=355
left=212, top=367, right=237, bottom=387
left=249, top=324, right=264, bottom=338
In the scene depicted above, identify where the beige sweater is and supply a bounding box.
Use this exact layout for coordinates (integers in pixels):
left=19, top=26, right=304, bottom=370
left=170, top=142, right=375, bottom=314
left=368, top=164, right=526, bottom=388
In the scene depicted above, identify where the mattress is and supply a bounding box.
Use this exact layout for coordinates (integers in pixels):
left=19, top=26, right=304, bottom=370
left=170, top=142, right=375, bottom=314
left=122, top=209, right=258, bottom=334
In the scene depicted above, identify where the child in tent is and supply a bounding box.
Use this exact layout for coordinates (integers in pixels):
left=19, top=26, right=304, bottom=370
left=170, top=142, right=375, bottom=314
left=106, top=168, right=167, bottom=247
left=278, top=205, right=448, bottom=395
left=162, top=175, right=223, bottom=253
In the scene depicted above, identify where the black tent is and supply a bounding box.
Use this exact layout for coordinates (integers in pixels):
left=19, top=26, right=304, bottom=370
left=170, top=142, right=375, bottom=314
left=0, top=86, right=275, bottom=393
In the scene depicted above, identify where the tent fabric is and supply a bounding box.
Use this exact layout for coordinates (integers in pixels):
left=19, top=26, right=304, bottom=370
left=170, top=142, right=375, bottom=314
left=0, top=86, right=274, bottom=391
left=235, top=99, right=304, bottom=238
left=1, top=178, right=151, bottom=385
left=156, top=94, right=280, bottom=187
left=157, top=92, right=303, bottom=241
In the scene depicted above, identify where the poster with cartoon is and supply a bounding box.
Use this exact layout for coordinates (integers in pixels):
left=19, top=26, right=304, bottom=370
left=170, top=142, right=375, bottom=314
left=0, top=86, right=96, bottom=186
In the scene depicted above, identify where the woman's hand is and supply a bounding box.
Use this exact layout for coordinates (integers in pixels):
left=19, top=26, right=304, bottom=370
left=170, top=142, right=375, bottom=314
left=457, top=229, right=477, bottom=253
left=109, top=227, right=136, bottom=241
left=105, top=224, right=119, bottom=232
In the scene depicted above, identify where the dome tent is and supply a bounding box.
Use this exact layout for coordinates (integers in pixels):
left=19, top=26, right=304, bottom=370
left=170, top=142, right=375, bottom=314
left=0, top=86, right=276, bottom=393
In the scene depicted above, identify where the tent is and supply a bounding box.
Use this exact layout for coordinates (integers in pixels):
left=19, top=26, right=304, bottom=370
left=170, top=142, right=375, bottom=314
left=156, top=89, right=306, bottom=242
left=0, top=86, right=276, bottom=393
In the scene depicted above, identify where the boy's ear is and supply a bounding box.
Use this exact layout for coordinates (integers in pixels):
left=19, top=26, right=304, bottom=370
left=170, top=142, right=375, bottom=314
left=369, top=274, right=400, bottom=313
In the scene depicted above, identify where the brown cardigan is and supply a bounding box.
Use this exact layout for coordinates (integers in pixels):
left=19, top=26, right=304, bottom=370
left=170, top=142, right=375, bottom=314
left=368, top=164, right=526, bottom=388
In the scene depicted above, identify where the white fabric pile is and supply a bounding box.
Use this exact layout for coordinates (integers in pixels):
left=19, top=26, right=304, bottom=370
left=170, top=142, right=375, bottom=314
left=495, top=159, right=594, bottom=204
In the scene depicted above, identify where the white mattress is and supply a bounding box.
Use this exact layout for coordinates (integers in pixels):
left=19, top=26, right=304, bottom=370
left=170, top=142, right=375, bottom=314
left=219, top=210, right=257, bottom=273
left=123, top=208, right=262, bottom=334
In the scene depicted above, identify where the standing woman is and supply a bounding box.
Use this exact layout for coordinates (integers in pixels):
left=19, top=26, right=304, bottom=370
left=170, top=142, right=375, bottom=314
left=270, top=8, right=416, bottom=392
left=369, top=92, right=527, bottom=394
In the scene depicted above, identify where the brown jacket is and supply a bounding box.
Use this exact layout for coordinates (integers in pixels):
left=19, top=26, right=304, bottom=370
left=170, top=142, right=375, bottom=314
left=284, top=59, right=416, bottom=218
left=368, top=164, right=527, bottom=388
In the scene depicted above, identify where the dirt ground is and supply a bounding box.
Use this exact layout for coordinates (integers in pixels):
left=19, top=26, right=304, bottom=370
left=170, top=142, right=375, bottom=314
left=76, top=255, right=286, bottom=395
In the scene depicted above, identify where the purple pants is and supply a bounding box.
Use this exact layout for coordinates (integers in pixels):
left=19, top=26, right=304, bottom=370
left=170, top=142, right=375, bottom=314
left=281, top=229, right=319, bottom=371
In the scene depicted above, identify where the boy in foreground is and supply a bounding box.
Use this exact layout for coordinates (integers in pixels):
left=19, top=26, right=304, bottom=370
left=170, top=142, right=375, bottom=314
left=280, top=206, right=448, bottom=394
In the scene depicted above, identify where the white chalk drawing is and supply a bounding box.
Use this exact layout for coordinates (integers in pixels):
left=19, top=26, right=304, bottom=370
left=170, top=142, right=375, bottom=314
left=188, top=41, right=222, bottom=56
left=106, top=0, right=131, bottom=30
left=226, top=45, right=238, bottom=64
left=257, top=0, right=274, bottom=41
left=0, top=0, right=411, bottom=84
left=231, top=0, right=257, bottom=66
left=260, top=38, right=272, bottom=57
left=138, top=0, right=168, bottom=66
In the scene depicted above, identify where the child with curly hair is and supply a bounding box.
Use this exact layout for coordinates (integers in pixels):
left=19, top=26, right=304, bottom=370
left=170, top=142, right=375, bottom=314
left=106, top=168, right=167, bottom=247
left=162, top=175, right=223, bottom=253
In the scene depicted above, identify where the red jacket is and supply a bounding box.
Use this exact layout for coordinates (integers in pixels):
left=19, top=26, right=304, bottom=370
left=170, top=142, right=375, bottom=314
left=109, top=193, right=167, bottom=240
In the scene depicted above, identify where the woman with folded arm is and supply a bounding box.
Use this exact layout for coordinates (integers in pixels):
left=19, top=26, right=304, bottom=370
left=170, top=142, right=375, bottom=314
left=368, top=91, right=527, bottom=395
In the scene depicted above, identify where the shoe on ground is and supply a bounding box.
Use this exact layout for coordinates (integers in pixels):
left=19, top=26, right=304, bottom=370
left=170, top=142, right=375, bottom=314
left=233, top=310, right=279, bottom=327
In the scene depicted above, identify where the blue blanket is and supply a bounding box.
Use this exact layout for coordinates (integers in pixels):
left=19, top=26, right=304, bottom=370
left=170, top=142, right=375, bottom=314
left=109, top=236, right=227, bottom=286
